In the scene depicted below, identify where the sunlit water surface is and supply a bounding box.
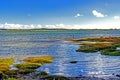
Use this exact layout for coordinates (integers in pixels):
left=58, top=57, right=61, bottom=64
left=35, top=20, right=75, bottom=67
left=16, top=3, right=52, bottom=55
left=0, top=30, right=120, bottom=78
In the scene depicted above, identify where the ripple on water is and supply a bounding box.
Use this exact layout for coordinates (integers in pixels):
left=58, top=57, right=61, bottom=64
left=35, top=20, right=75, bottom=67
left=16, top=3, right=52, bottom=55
left=1, top=30, right=120, bottom=78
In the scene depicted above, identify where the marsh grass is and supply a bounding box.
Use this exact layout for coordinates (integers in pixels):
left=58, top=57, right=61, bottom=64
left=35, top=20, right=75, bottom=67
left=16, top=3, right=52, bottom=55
left=6, top=77, right=22, bottom=80
left=0, top=58, right=14, bottom=65
left=15, top=62, right=42, bottom=70
left=24, top=56, right=53, bottom=64
left=79, top=37, right=120, bottom=43
left=0, top=56, right=54, bottom=79
left=14, top=56, right=53, bottom=70
left=77, top=42, right=113, bottom=52
left=0, top=58, right=14, bottom=72
left=43, top=75, right=70, bottom=80
left=100, top=48, right=120, bottom=56
left=75, top=37, right=120, bottom=56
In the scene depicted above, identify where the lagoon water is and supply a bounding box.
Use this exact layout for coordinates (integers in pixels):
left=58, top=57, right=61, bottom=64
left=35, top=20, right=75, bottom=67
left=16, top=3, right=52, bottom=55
left=0, top=29, right=120, bottom=78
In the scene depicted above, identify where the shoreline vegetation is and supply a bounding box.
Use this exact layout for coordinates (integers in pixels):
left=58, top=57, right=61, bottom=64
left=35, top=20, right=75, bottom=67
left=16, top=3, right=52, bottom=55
left=0, top=56, right=54, bottom=80
left=67, top=37, right=120, bottom=56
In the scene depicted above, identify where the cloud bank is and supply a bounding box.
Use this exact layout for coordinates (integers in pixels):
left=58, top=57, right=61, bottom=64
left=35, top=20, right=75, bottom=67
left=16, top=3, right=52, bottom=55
left=0, top=23, right=42, bottom=29
left=92, top=10, right=106, bottom=18
left=0, top=22, right=120, bottom=29
left=113, top=16, right=120, bottom=20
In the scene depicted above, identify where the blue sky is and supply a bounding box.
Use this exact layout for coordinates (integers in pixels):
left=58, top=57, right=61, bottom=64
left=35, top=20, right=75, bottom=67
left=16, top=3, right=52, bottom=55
left=0, top=0, right=120, bottom=29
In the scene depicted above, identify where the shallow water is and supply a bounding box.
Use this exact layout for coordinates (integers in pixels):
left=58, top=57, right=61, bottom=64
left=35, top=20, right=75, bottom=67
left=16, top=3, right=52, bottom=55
left=0, top=29, right=120, bottom=78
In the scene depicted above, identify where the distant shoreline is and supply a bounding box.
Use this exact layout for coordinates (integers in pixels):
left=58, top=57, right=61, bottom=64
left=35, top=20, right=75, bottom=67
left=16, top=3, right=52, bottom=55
left=0, top=28, right=120, bottom=32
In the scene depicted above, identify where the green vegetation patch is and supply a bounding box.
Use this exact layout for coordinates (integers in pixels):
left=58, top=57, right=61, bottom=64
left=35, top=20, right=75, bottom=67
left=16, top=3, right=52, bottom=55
left=100, top=48, right=120, bottom=56
left=78, top=37, right=120, bottom=43
left=7, top=78, right=22, bottom=80
left=24, top=56, right=53, bottom=64
left=15, top=62, right=42, bottom=70
left=0, top=56, right=54, bottom=80
left=0, top=58, right=14, bottom=65
left=43, top=75, right=70, bottom=80
left=0, top=58, right=14, bottom=72
left=75, top=37, right=120, bottom=56
left=15, top=56, right=53, bottom=70
left=76, top=42, right=113, bottom=52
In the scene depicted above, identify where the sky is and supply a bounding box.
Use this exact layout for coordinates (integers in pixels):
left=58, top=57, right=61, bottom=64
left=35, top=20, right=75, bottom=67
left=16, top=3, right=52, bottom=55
left=0, top=0, right=120, bottom=29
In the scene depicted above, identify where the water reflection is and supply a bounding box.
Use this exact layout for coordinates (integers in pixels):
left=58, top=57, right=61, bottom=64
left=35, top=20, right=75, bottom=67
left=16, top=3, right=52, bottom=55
left=1, top=30, right=120, bottom=78
left=87, top=53, right=105, bottom=77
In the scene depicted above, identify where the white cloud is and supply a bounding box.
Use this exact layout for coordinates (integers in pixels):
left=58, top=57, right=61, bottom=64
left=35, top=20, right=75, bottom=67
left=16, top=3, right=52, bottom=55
left=79, top=21, right=120, bottom=29
left=0, top=21, right=120, bottom=29
left=45, top=24, right=70, bottom=29
left=113, top=16, right=120, bottom=20
left=36, top=25, right=42, bottom=28
left=0, top=23, right=43, bottom=29
left=44, top=22, right=120, bottom=29
left=56, top=24, right=65, bottom=28
left=92, top=10, right=106, bottom=18
left=45, top=25, right=56, bottom=28
left=48, top=21, right=120, bottom=29
left=75, top=13, right=83, bottom=18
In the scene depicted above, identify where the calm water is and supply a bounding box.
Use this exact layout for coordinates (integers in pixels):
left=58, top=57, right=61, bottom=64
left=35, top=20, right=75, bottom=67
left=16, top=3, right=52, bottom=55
left=0, top=29, right=120, bottom=78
